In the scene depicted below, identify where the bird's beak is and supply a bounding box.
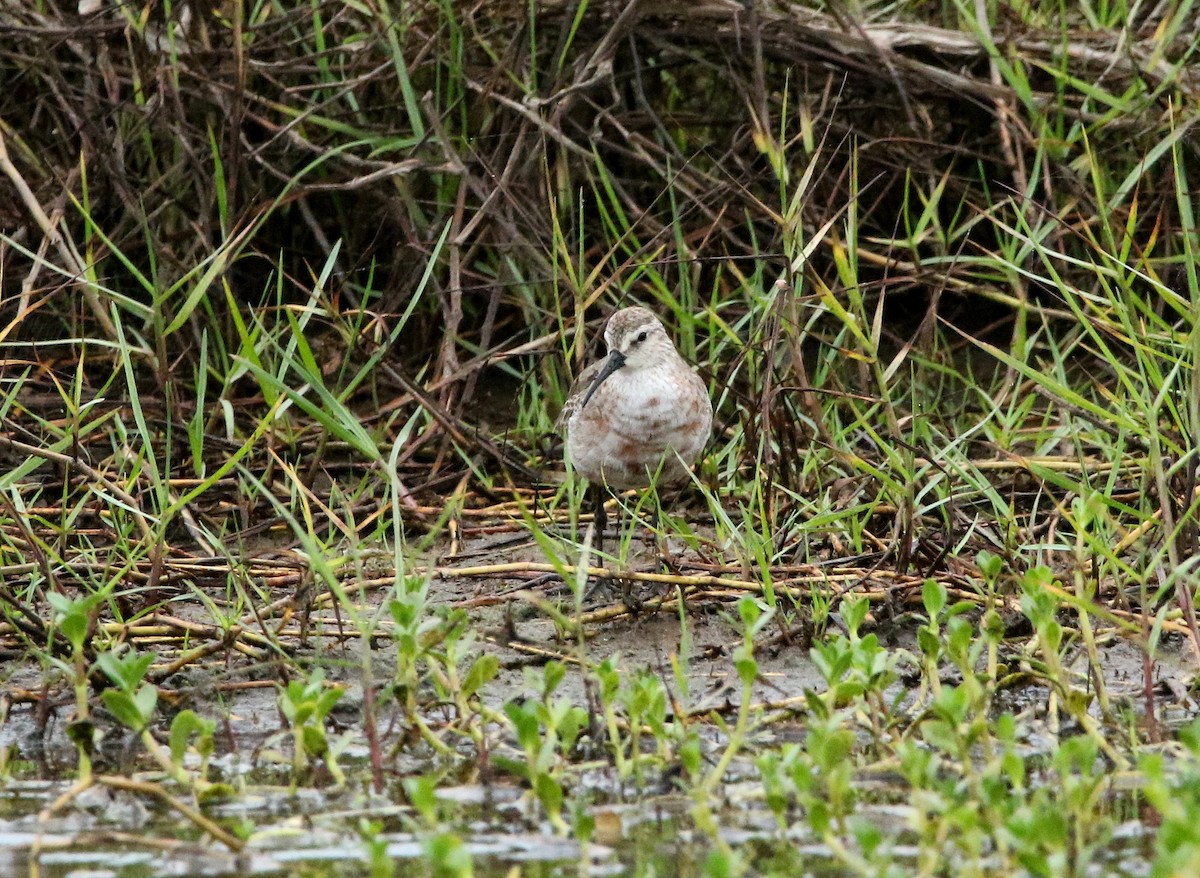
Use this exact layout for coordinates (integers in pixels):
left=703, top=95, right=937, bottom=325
left=580, top=350, right=626, bottom=409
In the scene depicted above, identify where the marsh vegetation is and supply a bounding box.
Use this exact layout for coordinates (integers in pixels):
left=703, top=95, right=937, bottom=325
left=1, top=1, right=1200, bottom=875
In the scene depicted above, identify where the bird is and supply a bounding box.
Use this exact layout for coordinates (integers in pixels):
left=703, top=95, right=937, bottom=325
left=557, top=306, right=713, bottom=557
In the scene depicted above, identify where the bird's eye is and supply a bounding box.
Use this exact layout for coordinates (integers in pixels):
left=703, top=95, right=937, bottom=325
left=636, top=330, right=648, bottom=343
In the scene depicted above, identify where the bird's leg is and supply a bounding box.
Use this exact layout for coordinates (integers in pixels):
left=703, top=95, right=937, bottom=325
left=592, top=484, right=607, bottom=558
left=609, top=493, right=644, bottom=614
left=657, top=494, right=676, bottom=568
left=653, top=492, right=678, bottom=573
left=582, top=484, right=612, bottom=602
left=585, top=486, right=642, bottom=613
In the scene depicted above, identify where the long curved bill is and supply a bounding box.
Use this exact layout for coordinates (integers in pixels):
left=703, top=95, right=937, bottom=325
left=579, top=350, right=626, bottom=410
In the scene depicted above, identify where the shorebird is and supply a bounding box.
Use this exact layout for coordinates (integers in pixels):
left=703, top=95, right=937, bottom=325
left=558, top=306, right=713, bottom=554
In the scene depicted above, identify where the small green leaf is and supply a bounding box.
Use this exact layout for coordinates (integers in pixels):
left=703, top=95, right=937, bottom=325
left=543, top=660, right=566, bottom=698
left=533, top=772, right=563, bottom=816
left=840, top=597, right=868, bottom=636
left=102, top=690, right=148, bottom=731
left=461, top=654, right=499, bottom=698
left=301, top=724, right=328, bottom=757
left=917, top=627, right=941, bottom=659
left=922, top=578, right=947, bottom=619
left=426, top=832, right=472, bottom=878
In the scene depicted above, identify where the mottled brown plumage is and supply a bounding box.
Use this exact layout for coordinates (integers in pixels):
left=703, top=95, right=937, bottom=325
left=560, top=307, right=712, bottom=491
